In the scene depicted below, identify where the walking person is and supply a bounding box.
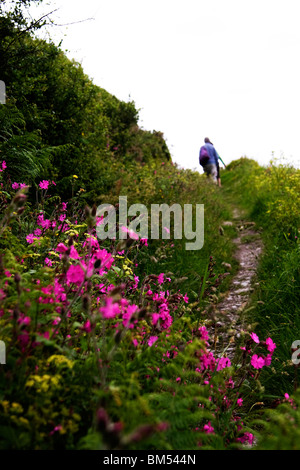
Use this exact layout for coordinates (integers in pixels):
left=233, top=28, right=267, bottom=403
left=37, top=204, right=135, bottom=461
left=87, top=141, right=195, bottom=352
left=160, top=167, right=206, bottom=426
left=199, top=137, right=219, bottom=183
left=199, top=137, right=221, bottom=185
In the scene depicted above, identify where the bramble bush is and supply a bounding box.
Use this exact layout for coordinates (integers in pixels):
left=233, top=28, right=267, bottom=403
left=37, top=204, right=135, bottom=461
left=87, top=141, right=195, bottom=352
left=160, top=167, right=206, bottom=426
left=0, top=162, right=287, bottom=450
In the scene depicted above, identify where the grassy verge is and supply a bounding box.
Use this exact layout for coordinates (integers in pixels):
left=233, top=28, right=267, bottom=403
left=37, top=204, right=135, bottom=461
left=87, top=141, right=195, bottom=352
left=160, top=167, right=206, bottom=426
left=0, top=159, right=247, bottom=450
left=221, top=158, right=300, bottom=422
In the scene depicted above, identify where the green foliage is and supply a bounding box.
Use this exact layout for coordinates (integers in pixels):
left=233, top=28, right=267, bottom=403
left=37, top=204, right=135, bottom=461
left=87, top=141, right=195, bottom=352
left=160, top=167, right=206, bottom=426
left=222, top=157, right=300, bottom=398
left=251, top=389, right=300, bottom=450
left=0, top=14, right=172, bottom=202
left=0, top=101, right=53, bottom=182
left=1, top=1, right=300, bottom=451
left=0, top=170, right=259, bottom=450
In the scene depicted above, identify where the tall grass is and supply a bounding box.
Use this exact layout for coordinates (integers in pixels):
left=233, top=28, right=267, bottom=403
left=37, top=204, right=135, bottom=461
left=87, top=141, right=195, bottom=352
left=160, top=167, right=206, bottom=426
left=105, top=161, right=238, bottom=303
left=222, top=157, right=300, bottom=397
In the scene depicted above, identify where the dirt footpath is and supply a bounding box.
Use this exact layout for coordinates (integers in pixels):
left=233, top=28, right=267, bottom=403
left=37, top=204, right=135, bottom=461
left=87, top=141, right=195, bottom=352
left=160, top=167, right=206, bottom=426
left=210, top=208, right=263, bottom=360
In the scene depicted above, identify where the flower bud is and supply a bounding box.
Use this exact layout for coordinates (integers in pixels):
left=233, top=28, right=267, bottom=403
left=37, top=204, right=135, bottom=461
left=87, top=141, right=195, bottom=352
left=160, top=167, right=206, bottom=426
left=114, top=330, right=123, bottom=344
left=13, top=306, right=20, bottom=321
left=125, top=424, right=155, bottom=444
left=94, top=259, right=101, bottom=270
left=17, top=206, right=25, bottom=215
left=96, top=408, right=109, bottom=432
left=137, top=307, right=147, bottom=319
left=116, top=240, right=127, bottom=252
left=84, top=206, right=91, bottom=217
left=82, top=294, right=91, bottom=313
left=13, top=192, right=27, bottom=207
left=126, top=238, right=135, bottom=248
left=91, top=204, right=97, bottom=217
left=109, top=286, right=122, bottom=297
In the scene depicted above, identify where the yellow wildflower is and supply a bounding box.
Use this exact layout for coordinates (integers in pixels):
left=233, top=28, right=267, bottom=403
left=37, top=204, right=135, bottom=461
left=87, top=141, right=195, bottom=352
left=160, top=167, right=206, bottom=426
left=47, top=354, right=74, bottom=369
left=11, top=403, right=24, bottom=414
left=1, top=400, right=10, bottom=413
left=18, top=417, right=30, bottom=428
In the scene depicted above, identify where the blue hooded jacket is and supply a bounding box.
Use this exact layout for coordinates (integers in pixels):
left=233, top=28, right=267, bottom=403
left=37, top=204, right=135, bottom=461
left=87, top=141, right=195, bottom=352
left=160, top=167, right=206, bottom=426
left=200, top=142, right=219, bottom=166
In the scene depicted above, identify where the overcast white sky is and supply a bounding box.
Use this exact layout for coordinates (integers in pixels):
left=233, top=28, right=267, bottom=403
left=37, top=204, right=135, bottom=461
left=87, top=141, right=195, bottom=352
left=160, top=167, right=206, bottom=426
left=27, top=0, right=300, bottom=170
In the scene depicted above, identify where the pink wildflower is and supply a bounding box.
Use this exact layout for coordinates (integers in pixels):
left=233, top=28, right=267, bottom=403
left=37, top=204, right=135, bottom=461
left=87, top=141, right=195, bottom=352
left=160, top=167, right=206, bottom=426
left=69, top=246, right=80, bottom=260
left=39, top=180, right=50, bottom=190
left=237, top=398, right=243, bottom=407
left=44, top=257, right=52, bottom=267
left=0, top=161, right=7, bottom=171
left=133, top=275, right=139, bottom=289
left=122, top=303, right=138, bottom=328
left=121, top=226, right=139, bottom=240
left=251, top=354, right=265, bottom=369
left=250, top=332, right=260, bottom=344
left=158, top=302, right=173, bottom=329
left=199, top=351, right=215, bottom=372
left=152, top=313, right=160, bottom=325
left=12, top=182, right=20, bottom=190
left=157, top=273, right=164, bottom=285
left=17, top=330, right=30, bottom=349
left=41, top=218, right=51, bottom=230
left=66, top=264, right=85, bottom=285
left=96, top=215, right=104, bottom=226
left=140, top=238, right=148, bottom=247
left=216, top=356, right=231, bottom=371
left=265, top=337, right=276, bottom=353
left=56, top=242, right=68, bottom=254
left=49, top=425, right=62, bottom=436
left=83, top=235, right=99, bottom=249
left=26, top=233, right=36, bottom=244
left=237, top=432, right=254, bottom=446
left=100, top=297, right=120, bottom=319
left=148, top=336, right=158, bottom=347
left=37, top=213, right=44, bottom=226
left=82, top=320, right=92, bottom=333
left=198, top=326, right=209, bottom=342
left=17, top=315, right=31, bottom=326
left=93, top=249, right=114, bottom=272
left=203, top=422, right=214, bottom=434
left=264, top=354, right=273, bottom=366
left=183, top=293, right=189, bottom=303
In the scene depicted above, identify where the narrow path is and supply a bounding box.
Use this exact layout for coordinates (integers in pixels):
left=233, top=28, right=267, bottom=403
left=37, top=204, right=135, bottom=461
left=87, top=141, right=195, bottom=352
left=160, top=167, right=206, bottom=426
left=209, top=207, right=263, bottom=361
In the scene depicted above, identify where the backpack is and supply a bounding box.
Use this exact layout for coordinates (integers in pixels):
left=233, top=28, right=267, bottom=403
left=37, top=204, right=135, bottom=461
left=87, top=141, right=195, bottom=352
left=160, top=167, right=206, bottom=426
left=199, top=146, right=210, bottom=166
